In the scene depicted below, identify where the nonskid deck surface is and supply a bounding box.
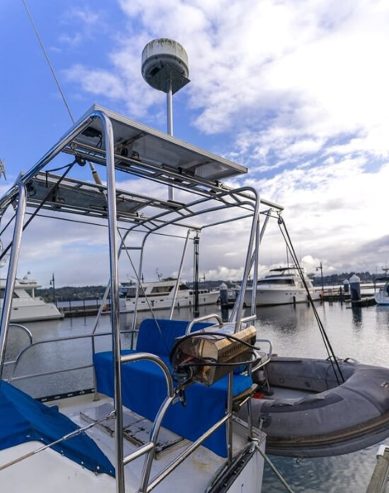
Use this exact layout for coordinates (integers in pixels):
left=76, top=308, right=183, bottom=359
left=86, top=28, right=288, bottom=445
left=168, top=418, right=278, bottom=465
left=56, top=393, right=242, bottom=491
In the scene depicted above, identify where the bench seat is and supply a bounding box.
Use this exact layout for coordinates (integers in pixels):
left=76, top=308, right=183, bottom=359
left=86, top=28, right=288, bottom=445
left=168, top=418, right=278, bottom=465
left=94, top=319, right=253, bottom=457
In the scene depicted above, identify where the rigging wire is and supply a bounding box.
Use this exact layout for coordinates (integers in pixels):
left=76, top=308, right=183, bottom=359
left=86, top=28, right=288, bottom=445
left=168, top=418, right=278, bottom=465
left=21, top=0, right=74, bottom=124
left=277, top=215, right=345, bottom=384
left=20, top=0, right=103, bottom=185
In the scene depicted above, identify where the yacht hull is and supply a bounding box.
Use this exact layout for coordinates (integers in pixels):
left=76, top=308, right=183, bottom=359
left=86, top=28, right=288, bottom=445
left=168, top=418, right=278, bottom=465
left=9, top=304, right=63, bottom=322
left=121, top=291, right=220, bottom=312
left=244, top=287, right=319, bottom=306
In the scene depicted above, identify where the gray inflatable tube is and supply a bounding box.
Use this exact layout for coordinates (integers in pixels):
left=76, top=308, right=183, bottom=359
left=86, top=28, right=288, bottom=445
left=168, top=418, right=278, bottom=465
left=239, top=357, right=389, bottom=457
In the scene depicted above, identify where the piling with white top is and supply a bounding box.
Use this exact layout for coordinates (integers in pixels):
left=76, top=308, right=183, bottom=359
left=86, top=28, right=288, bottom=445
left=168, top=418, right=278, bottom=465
left=349, top=274, right=361, bottom=301
left=343, top=279, right=350, bottom=294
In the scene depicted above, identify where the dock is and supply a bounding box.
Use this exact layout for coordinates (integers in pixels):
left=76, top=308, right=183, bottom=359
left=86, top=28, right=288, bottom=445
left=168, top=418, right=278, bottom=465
left=318, top=288, right=376, bottom=305
left=59, top=299, right=106, bottom=318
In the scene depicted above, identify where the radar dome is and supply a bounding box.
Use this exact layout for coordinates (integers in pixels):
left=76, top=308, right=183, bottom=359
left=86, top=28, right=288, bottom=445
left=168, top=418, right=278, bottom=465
left=141, top=38, right=189, bottom=94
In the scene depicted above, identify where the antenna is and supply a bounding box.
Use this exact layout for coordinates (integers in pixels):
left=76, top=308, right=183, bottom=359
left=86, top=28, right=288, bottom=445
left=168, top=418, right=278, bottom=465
left=141, top=38, right=190, bottom=201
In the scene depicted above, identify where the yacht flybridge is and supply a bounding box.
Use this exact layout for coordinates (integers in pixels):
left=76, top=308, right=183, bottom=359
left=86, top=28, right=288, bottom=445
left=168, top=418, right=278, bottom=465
left=0, top=104, right=285, bottom=492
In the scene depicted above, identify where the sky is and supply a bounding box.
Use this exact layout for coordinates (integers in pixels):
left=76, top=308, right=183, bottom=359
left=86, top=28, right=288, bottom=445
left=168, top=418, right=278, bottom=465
left=1, top=0, right=389, bottom=286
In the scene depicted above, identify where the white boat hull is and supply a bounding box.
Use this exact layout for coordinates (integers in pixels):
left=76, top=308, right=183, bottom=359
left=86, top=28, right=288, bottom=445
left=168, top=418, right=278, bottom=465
left=1, top=301, right=63, bottom=323
left=121, top=291, right=220, bottom=313
left=11, top=304, right=63, bottom=322
left=244, top=287, right=319, bottom=306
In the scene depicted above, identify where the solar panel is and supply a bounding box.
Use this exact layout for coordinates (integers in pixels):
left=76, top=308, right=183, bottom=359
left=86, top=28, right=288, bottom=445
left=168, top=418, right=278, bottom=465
left=73, top=105, right=247, bottom=182
left=27, top=172, right=159, bottom=220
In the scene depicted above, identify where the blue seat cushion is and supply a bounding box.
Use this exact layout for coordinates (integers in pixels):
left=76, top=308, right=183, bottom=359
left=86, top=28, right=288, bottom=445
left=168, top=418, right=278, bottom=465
left=94, top=318, right=253, bottom=457
left=135, top=318, right=211, bottom=358
left=94, top=349, right=252, bottom=457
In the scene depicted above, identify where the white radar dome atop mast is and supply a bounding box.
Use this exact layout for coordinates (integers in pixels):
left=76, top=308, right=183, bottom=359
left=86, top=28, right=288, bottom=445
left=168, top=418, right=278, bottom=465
left=141, top=38, right=190, bottom=201
left=141, top=38, right=189, bottom=95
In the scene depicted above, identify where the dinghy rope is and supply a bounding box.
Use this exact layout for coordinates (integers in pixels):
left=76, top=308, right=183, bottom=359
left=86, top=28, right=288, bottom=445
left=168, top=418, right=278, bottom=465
left=277, top=215, right=345, bottom=384
left=0, top=409, right=115, bottom=472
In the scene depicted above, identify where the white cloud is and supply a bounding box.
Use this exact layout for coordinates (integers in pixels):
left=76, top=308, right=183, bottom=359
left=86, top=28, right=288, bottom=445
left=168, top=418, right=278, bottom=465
left=5, top=0, right=388, bottom=284
left=64, top=0, right=389, bottom=163
left=59, top=7, right=105, bottom=47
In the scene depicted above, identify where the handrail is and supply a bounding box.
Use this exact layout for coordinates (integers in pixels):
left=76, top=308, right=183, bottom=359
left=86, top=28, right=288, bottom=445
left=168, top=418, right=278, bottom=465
left=116, top=351, right=250, bottom=493
left=251, top=338, right=273, bottom=373
left=8, top=324, right=33, bottom=345
left=256, top=338, right=273, bottom=357
left=240, top=314, right=257, bottom=324
left=120, top=352, right=174, bottom=398
left=8, top=330, right=134, bottom=381
left=2, top=324, right=34, bottom=370
left=116, top=352, right=175, bottom=491
left=185, top=313, right=223, bottom=335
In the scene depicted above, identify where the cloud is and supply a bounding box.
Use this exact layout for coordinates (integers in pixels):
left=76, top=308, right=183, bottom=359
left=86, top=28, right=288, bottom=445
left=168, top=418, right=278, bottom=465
left=59, top=7, right=105, bottom=47
left=4, top=0, right=389, bottom=284
left=63, top=0, right=389, bottom=176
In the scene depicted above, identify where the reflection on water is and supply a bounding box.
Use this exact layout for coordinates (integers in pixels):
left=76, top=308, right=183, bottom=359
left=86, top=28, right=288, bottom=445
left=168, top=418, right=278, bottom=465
left=350, top=304, right=363, bottom=327
left=3, top=301, right=389, bottom=492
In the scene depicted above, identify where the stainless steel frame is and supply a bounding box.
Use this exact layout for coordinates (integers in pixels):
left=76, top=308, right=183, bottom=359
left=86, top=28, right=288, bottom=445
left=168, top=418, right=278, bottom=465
left=0, top=105, right=284, bottom=493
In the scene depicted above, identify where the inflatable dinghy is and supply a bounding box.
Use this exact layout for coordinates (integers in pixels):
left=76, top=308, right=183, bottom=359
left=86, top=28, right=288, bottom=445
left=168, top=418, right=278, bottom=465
left=239, top=357, right=389, bottom=457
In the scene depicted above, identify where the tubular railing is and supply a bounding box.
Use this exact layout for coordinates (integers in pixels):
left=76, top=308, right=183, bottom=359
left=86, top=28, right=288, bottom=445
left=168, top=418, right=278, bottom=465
left=5, top=329, right=134, bottom=384
left=185, top=313, right=223, bottom=334
left=116, top=352, right=245, bottom=492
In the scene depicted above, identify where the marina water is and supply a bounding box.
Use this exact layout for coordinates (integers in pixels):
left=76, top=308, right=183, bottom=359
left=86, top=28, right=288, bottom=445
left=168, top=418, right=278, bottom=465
left=7, top=300, right=389, bottom=492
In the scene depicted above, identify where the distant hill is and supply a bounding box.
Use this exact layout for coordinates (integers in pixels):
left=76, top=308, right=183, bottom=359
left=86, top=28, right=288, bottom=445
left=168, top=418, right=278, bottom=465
left=37, top=285, right=106, bottom=303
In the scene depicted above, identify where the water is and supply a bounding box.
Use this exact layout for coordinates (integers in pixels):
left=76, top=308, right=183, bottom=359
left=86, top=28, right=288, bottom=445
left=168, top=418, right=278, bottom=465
left=256, top=302, right=389, bottom=492
left=4, top=301, right=389, bottom=492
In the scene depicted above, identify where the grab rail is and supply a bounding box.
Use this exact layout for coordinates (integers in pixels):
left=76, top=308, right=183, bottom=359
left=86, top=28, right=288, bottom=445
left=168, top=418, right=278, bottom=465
left=7, top=330, right=134, bottom=383
left=120, top=352, right=174, bottom=397
left=8, top=324, right=33, bottom=345
left=2, top=324, right=34, bottom=369
left=185, top=313, right=223, bottom=335
left=116, top=352, right=241, bottom=492
left=116, top=352, right=176, bottom=491
left=251, top=339, right=273, bottom=373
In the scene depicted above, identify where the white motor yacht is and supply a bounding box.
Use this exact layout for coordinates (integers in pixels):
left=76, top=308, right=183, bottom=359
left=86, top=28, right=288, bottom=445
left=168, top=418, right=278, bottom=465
left=119, top=279, right=219, bottom=313
left=244, top=266, right=320, bottom=307
left=0, top=276, right=63, bottom=322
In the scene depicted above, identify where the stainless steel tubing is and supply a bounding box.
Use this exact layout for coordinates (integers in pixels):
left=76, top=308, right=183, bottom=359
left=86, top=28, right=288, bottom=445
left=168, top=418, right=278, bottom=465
left=120, top=352, right=174, bottom=397
left=99, top=111, right=124, bottom=493
left=169, top=229, right=191, bottom=320
left=139, top=394, right=176, bottom=492
left=146, top=414, right=230, bottom=492
left=185, top=313, right=223, bottom=335
left=123, top=442, right=154, bottom=466
left=0, top=183, right=27, bottom=378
